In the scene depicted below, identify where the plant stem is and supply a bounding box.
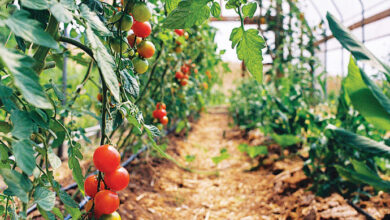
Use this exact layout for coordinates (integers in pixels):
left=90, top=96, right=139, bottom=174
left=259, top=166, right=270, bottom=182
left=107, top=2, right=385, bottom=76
left=58, top=36, right=94, bottom=58
left=33, top=15, right=59, bottom=74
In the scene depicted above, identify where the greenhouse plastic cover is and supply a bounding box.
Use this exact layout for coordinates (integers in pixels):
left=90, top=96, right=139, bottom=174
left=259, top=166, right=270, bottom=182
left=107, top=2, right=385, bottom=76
left=211, top=0, right=390, bottom=76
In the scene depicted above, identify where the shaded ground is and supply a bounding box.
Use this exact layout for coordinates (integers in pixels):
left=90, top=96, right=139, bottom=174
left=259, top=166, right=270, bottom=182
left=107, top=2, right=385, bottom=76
left=117, top=106, right=390, bottom=220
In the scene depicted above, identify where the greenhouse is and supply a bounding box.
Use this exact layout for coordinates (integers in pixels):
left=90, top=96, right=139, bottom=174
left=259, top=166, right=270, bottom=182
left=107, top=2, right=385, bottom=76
left=0, top=0, right=390, bottom=219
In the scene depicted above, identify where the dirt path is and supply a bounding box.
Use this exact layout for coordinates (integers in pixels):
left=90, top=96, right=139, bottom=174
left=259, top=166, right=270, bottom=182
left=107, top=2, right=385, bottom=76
left=116, top=105, right=390, bottom=220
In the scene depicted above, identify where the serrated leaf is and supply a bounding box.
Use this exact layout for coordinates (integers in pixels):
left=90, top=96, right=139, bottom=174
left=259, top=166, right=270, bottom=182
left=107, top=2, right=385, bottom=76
left=120, top=70, right=139, bottom=98
left=211, top=2, right=221, bottom=18
left=327, top=125, right=390, bottom=157
left=242, top=2, right=257, bottom=18
left=5, top=10, right=58, bottom=49
left=164, top=0, right=210, bottom=29
left=59, top=190, right=78, bottom=208
left=49, top=2, right=73, bottom=23
left=85, top=25, right=120, bottom=102
left=0, top=168, right=32, bottom=203
left=34, top=187, right=56, bottom=211
left=345, top=57, right=390, bottom=130
left=20, top=0, right=49, bottom=10
left=234, top=28, right=265, bottom=83
left=13, top=139, right=36, bottom=175
left=327, top=12, right=390, bottom=79
left=0, top=46, right=52, bottom=109
left=80, top=4, right=111, bottom=36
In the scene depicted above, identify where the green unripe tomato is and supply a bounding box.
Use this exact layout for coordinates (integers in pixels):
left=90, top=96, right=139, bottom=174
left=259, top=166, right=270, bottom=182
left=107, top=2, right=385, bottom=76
left=132, top=57, right=149, bottom=74
left=100, top=211, right=121, bottom=220
left=110, top=38, right=129, bottom=54
left=132, top=2, right=152, bottom=22
left=112, top=12, right=133, bottom=32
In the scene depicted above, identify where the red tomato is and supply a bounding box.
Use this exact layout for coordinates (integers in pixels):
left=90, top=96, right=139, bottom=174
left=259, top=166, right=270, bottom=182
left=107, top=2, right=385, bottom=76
left=132, top=21, right=151, bottom=38
left=155, top=109, right=167, bottom=119
left=97, top=93, right=102, bottom=102
left=181, top=65, right=190, bottom=74
left=194, top=69, right=198, bottom=74
left=175, top=71, right=184, bottom=79
left=84, top=175, right=105, bottom=198
left=183, top=74, right=189, bottom=80
left=152, top=109, right=159, bottom=119
left=127, top=34, right=142, bottom=47
left=93, top=145, right=121, bottom=173
left=156, top=102, right=166, bottom=110
left=85, top=199, right=93, bottom=213
left=174, top=29, right=184, bottom=36
left=104, top=167, right=130, bottom=191
left=160, top=116, right=168, bottom=125
left=180, top=79, right=188, bottom=86
left=94, top=190, right=120, bottom=215
left=137, top=41, right=155, bottom=58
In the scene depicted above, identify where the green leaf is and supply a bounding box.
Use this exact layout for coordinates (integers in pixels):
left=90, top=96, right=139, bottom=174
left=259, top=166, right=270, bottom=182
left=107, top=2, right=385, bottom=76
left=68, top=156, right=84, bottom=194
left=165, top=0, right=181, bottom=13
left=335, top=165, right=390, bottom=192
left=51, top=207, right=64, bottom=220
left=5, top=10, right=58, bottom=49
left=34, top=187, right=56, bottom=211
left=59, top=190, right=78, bottom=208
left=48, top=148, right=61, bottom=170
left=49, top=2, right=73, bottom=23
left=231, top=28, right=265, bottom=83
left=65, top=205, right=81, bottom=219
left=80, top=4, right=111, bottom=36
left=185, top=155, right=196, bottom=162
left=0, top=168, right=32, bottom=203
left=144, top=124, right=161, bottom=138
left=10, top=110, right=34, bottom=139
left=326, top=12, right=390, bottom=78
left=247, top=145, right=267, bottom=158
left=0, top=46, right=52, bottom=109
left=242, top=2, right=257, bottom=18
left=20, top=0, right=49, bottom=10
left=211, top=2, right=221, bottom=18
left=212, top=148, right=230, bottom=164
left=344, top=57, right=390, bottom=130
left=120, top=70, right=139, bottom=98
left=350, top=159, right=379, bottom=180
left=271, top=133, right=300, bottom=147
left=326, top=125, right=390, bottom=157
left=85, top=25, right=120, bottom=102
left=13, top=139, right=36, bottom=175
left=164, top=0, right=210, bottom=29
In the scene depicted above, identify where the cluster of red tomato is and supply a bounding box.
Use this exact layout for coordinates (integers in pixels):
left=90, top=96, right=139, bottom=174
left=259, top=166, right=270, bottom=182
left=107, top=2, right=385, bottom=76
left=84, top=145, right=130, bottom=219
left=173, top=29, right=189, bottom=53
left=110, top=1, right=155, bottom=74
left=174, top=60, right=198, bottom=86
left=152, top=102, right=168, bottom=125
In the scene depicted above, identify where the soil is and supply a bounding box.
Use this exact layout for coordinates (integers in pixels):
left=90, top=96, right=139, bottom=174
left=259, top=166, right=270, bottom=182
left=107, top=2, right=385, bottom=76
left=116, top=106, right=390, bottom=220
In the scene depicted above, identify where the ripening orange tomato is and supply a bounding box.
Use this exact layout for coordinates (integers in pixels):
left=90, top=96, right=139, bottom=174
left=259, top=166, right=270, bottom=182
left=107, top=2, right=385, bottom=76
left=137, top=41, right=155, bottom=58
left=127, top=34, right=142, bottom=47
left=160, top=116, right=169, bottom=125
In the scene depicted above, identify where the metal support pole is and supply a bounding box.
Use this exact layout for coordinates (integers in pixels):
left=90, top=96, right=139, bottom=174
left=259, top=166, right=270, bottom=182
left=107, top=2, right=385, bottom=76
left=331, top=0, right=344, bottom=77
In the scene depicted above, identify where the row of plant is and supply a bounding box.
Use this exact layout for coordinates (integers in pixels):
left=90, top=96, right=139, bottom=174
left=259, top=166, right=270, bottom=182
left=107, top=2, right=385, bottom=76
left=0, top=0, right=261, bottom=218
left=229, top=2, right=390, bottom=201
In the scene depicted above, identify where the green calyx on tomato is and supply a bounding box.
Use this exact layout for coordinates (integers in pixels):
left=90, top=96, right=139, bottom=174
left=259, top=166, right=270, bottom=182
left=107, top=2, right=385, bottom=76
left=110, top=37, right=129, bottom=54
left=132, top=57, right=149, bottom=74
left=132, top=2, right=152, bottom=22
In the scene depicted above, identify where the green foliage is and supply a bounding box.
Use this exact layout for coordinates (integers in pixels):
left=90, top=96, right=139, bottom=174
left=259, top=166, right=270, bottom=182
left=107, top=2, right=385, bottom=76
left=212, top=148, right=230, bottom=164
left=238, top=143, right=268, bottom=158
